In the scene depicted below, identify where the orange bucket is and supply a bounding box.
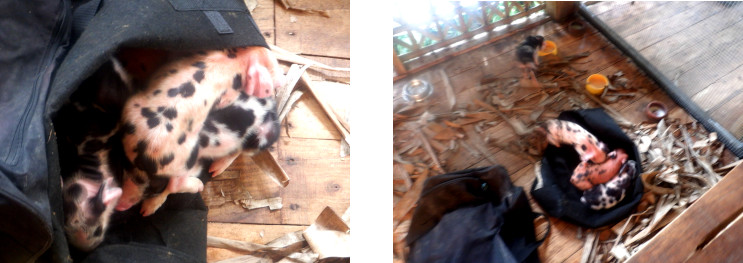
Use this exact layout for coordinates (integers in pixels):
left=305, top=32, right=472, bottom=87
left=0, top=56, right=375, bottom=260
left=538, top=40, right=558, bottom=56
left=586, top=74, right=609, bottom=95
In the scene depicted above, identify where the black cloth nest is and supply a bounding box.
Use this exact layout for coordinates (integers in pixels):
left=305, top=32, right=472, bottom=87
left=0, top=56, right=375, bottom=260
left=530, top=109, right=643, bottom=229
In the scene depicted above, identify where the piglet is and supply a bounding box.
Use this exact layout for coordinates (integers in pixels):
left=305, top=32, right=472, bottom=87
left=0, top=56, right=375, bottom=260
left=117, top=46, right=283, bottom=216
left=62, top=176, right=122, bottom=251
left=55, top=58, right=133, bottom=250
left=570, top=148, right=628, bottom=190
left=581, top=160, right=637, bottom=210
left=535, top=120, right=610, bottom=164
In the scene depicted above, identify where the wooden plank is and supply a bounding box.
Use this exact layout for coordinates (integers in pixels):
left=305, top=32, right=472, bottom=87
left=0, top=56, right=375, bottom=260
left=585, top=1, right=636, bottom=17
left=621, top=2, right=719, bottom=51
left=635, top=2, right=743, bottom=73
left=691, top=65, right=743, bottom=112
left=299, top=74, right=349, bottom=142
left=206, top=137, right=349, bottom=225
left=206, top=223, right=306, bottom=262
left=708, top=87, right=743, bottom=138
left=538, top=217, right=583, bottom=263
left=594, top=1, right=685, bottom=37
left=203, top=151, right=283, bottom=208
left=627, top=164, right=743, bottom=263
left=302, top=55, right=350, bottom=83
left=274, top=1, right=349, bottom=58
left=252, top=0, right=277, bottom=45
left=684, top=212, right=743, bottom=263
left=282, top=89, right=342, bottom=140
left=617, top=88, right=679, bottom=124
left=669, top=17, right=743, bottom=96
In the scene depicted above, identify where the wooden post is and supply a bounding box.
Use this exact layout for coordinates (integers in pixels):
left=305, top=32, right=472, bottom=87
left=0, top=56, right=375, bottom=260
left=545, top=1, right=577, bottom=22
left=393, top=49, right=407, bottom=76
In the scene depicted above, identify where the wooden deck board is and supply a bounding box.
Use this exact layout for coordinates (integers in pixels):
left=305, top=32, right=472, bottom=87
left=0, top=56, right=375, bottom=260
left=204, top=1, right=349, bottom=261
left=391, top=12, right=724, bottom=262
left=207, top=223, right=306, bottom=262
left=589, top=1, right=743, bottom=137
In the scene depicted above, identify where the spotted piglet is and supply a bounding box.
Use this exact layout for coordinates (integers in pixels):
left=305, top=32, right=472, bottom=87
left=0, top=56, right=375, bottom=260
left=581, top=160, right=637, bottom=210
left=535, top=120, right=610, bottom=164
left=136, top=91, right=280, bottom=216
left=56, top=59, right=132, bottom=250
left=570, top=148, right=628, bottom=190
left=116, top=47, right=283, bottom=216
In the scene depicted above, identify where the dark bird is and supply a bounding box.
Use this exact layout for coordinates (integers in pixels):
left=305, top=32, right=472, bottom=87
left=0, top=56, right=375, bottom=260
left=516, top=35, right=544, bottom=82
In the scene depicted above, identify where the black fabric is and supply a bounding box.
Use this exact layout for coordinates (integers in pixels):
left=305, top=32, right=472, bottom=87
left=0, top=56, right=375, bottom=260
left=530, top=109, right=643, bottom=229
left=0, top=0, right=72, bottom=262
left=48, top=0, right=267, bottom=117
left=75, top=193, right=208, bottom=262
left=1, top=0, right=266, bottom=261
left=407, top=165, right=547, bottom=263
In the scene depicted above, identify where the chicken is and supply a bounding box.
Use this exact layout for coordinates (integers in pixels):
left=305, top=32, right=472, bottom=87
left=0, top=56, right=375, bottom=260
left=515, top=35, right=544, bottom=82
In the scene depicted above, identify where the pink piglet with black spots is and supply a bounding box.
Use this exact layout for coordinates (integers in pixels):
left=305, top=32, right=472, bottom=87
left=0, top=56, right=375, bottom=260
left=116, top=46, right=284, bottom=216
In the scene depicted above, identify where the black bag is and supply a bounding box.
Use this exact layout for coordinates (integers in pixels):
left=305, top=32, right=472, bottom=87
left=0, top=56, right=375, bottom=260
left=1, top=0, right=267, bottom=262
left=530, top=109, right=643, bottom=229
left=406, top=166, right=548, bottom=263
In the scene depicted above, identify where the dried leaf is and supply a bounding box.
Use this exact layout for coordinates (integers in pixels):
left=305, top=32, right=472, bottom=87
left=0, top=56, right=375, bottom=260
left=392, top=167, right=428, bottom=228
left=625, top=194, right=677, bottom=245
left=303, top=207, right=350, bottom=259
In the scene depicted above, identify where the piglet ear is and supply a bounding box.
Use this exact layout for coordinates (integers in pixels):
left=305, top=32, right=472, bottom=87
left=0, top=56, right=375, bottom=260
left=246, top=63, right=273, bottom=98
left=101, top=177, right=122, bottom=206
left=103, top=187, right=123, bottom=206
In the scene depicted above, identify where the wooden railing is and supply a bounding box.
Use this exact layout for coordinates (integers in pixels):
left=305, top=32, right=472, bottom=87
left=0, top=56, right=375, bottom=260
left=393, top=1, right=546, bottom=77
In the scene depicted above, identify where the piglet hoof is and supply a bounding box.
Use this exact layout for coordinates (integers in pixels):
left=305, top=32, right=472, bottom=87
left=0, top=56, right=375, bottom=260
left=209, top=152, right=241, bottom=177
left=140, top=194, right=168, bottom=217
left=167, top=176, right=204, bottom=193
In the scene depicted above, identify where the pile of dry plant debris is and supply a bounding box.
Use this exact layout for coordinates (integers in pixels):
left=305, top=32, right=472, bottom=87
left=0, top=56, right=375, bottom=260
left=392, top=53, right=740, bottom=262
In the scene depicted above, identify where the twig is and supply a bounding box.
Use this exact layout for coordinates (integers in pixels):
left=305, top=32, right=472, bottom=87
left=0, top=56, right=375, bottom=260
left=416, top=129, right=444, bottom=172
left=300, top=73, right=350, bottom=143
left=572, top=81, right=633, bottom=127
left=681, top=127, right=721, bottom=183
left=270, top=44, right=350, bottom=72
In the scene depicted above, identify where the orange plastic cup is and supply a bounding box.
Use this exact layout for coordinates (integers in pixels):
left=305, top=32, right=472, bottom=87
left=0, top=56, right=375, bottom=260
left=538, top=40, right=558, bottom=56
left=586, top=74, right=609, bottom=95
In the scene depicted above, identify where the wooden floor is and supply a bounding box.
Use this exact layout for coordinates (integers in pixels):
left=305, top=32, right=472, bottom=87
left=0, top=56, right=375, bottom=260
left=204, top=0, right=349, bottom=262
left=392, top=13, right=712, bottom=263
left=587, top=1, right=743, bottom=138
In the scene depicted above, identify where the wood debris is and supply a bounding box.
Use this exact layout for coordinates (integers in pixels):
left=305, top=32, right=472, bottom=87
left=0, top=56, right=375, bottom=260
left=303, top=207, right=351, bottom=259
left=210, top=206, right=350, bottom=263
left=235, top=197, right=283, bottom=210
left=579, top=118, right=739, bottom=262
left=277, top=0, right=331, bottom=17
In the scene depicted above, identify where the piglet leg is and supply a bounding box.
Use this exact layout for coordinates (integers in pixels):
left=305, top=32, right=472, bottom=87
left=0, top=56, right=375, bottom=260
left=140, top=176, right=204, bottom=216
left=209, top=151, right=241, bottom=177
left=115, top=178, right=144, bottom=211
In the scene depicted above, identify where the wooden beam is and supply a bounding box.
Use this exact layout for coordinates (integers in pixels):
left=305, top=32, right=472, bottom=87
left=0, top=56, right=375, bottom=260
left=394, top=17, right=549, bottom=82
left=684, top=212, right=743, bottom=263
left=545, top=1, right=577, bottom=22
left=393, top=49, right=407, bottom=75
left=627, top=163, right=743, bottom=262
left=397, top=5, right=545, bottom=62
